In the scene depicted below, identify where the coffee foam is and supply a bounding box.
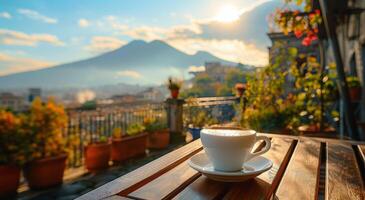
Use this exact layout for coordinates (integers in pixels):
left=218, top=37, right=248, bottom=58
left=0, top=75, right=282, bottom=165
left=202, top=129, right=255, bottom=136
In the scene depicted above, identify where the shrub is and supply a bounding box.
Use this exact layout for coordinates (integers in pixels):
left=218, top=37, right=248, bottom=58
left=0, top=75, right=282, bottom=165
left=26, top=98, right=68, bottom=159
left=144, top=117, right=167, bottom=132
left=126, top=123, right=145, bottom=136
left=0, top=109, right=29, bottom=165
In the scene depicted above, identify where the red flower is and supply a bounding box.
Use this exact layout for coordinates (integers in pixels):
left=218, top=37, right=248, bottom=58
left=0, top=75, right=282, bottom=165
left=315, top=9, right=321, bottom=15
left=302, top=37, right=311, bottom=46
left=294, top=30, right=303, bottom=38
left=310, top=34, right=318, bottom=41
left=309, top=13, right=315, bottom=19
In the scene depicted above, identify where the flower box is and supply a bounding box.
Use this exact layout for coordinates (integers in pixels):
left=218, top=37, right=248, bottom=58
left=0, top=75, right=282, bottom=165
left=24, top=154, right=67, bottom=190
left=85, top=142, right=111, bottom=173
left=111, top=133, right=148, bottom=163
left=147, top=129, right=170, bottom=149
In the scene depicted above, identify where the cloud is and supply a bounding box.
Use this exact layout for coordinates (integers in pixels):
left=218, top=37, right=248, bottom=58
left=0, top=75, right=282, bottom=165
left=18, top=8, right=57, bottom=24
left=168, top=38, right=268, bottom=66
left=0, top=52, right=54, bottom=76
left=85, top=36, right=126, bottom=53
left=0, top=29, right=64, bottom=46
left=116, top=70, right=142, bottom=79
left=121, top=24, right=201, bottom=41
left=188, top=65, right=205, bottom=73
left=78, top=18, right=90, bottom=27
left=0, top=12, right=11, bottom=19
left=104, top=15, right=129, bottom=31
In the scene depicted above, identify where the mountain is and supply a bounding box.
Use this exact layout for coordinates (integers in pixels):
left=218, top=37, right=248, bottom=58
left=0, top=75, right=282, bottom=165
left=0, top=40, right=236, bottom=89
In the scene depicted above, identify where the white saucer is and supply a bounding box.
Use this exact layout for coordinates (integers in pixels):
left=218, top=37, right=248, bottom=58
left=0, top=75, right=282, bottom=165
left=188, top=153, right=273, bottom=182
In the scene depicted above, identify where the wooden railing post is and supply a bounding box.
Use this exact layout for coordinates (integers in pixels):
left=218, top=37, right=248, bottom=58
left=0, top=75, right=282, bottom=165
left=165, top=98, right=185, bottom=143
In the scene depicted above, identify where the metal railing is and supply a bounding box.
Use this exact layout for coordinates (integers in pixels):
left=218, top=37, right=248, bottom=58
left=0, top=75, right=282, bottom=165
left=64, top=103, right=166, bottom=168
left=183, top=96, right=238, bottom=128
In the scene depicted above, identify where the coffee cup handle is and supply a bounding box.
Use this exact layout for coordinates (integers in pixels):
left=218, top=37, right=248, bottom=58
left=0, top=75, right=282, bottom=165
left=247, top=136, right=271, bottom=161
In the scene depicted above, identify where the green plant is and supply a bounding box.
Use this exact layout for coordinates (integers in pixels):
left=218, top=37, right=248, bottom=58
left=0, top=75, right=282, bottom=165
left=112, top=127, right=122, bottom=138
left=26, top=98, right=68, bottom=160
left=0, top=109, right=29, bottom=165
left=144, top=117, right=167, bottom=132
left=241, top=42, right=339, bottom=133
left=167, top=77, right=182, bottom=90
left=126, top=123, right=145, bottom=136
left=346, top=76, right=361, bottom=88
left=184, top=101, right=218, bottom=128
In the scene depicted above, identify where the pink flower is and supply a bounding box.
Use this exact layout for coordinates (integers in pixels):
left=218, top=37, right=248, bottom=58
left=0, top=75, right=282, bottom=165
left=302, top=37, right=311, bottom=46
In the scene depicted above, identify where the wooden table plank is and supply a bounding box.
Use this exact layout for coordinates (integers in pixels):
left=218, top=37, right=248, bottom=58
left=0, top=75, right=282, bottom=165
left=129, top=156, right=202, bottom=200
left=326, top=143, right=365, bottom=200
left=275, top=140, right=321, bottom=200
left=76, top=139, right=203, bottom=200
left=358, top=145, right=365, bottom=164
left=103, top=196, right=133, bottom=200
left=172, top=173, right=230, bottom=200
left=223, top=137, right=296, bottom=200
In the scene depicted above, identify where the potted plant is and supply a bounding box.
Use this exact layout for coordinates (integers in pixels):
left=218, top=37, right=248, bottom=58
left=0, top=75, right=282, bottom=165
left=111, top=123, right=148, bottom=163
left=168, top=77, right=182, bottom=99
left=346, top=76, right=361, bottom=101
left=235, top=83, right=246, bottom=97
left=186, top=109, right=217, bottom=140
left=0, top=110, right=28, bottom=198
left=84, top=135, right=111, bottom=173
left=23, top=98, right=68, bottom=190
left=144, top=117, right=169, bottom=149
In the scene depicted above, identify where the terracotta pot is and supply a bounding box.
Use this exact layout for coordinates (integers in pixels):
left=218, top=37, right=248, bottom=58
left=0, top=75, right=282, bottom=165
left=349, top=87, right=361, bottom=101
left=112, top=133, right=147, bottom=163
left=170, top=89, right=179, bottom=99
left=235, top=83, right=246, bottom=97
left=148, top=129, right=170, bottom=149
left=0, top=165, right=20, bottom=198
left=24, top=154, right=67, bottom=190
left=85, top=143, right=111, bottom=173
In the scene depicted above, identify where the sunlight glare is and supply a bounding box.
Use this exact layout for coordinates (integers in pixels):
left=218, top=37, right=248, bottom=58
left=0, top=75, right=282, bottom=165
left=215, top=5, right=240, bottom=23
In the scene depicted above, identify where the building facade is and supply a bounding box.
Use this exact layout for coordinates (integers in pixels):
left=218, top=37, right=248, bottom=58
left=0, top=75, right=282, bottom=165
left=0, top=92, right=25, bottom=112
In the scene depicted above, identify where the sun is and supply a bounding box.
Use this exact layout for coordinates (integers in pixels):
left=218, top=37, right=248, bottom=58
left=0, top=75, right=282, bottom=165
left=215, top=5, right=241, bottom=23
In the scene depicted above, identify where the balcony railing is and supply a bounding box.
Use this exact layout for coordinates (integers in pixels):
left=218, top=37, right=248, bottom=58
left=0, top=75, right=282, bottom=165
left=64, top=103, right=166, bottom=168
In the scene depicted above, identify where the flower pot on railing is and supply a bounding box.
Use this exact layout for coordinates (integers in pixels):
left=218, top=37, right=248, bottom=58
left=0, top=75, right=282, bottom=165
left=84, top=142, right=111, bottom=173
left=0, top=165, right=21, bottom=198
left=167, top=77, right=182, bottom=99
left=24, top=154, right=67, bottom=190
left=235, top=83, right=246, bottom=97
left=148, top=129, right=170, bottom=149
left=188, top=127, right=202, bottom=140
left=170, top=89, right=179, bottom=99
left=111, top=133, right=148, bottom=163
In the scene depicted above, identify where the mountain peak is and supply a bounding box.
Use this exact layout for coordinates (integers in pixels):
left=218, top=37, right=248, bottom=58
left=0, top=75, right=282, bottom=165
left=124, top=39, right=148, bottom=48
left=195, top=50, right=212, bottom=56
left=149, top=39, right=167, bottom=45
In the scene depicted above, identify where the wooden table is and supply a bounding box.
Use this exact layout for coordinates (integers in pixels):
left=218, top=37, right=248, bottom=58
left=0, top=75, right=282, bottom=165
left=77, top=134, right=365, bottom=200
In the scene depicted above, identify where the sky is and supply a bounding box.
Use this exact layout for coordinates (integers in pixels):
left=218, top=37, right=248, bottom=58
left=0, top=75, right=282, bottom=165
left=0, top=0, right=272, bottom=76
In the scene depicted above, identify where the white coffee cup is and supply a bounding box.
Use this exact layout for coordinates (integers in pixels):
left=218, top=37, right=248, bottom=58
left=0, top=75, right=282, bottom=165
left=200, top=128, right=271, bottom=172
